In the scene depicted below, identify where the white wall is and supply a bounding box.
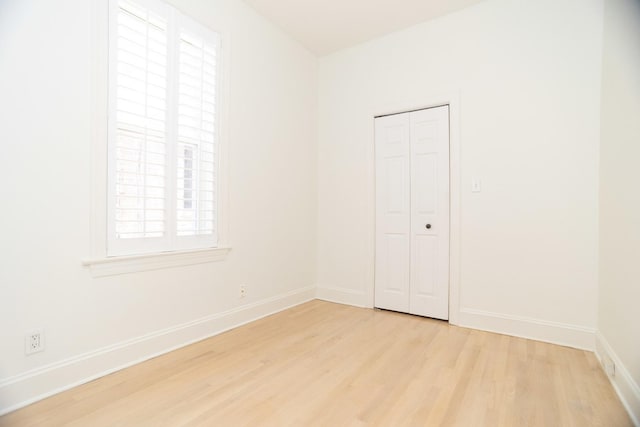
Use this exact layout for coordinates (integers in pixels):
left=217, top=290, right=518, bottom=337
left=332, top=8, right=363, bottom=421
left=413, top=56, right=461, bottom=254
left=0, top=0, right=317, bottom=413
left=597, top=0, right=640, bottom=422
left=317, top=0, right=603, bottom=348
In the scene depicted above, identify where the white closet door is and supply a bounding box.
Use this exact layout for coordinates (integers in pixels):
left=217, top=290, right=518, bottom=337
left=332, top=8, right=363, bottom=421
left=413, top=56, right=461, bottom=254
left=374, top=105, right=450, bottom=320
left=409, top=106, right=449, bottom=320
left=374, top=113, right=411, bottom=313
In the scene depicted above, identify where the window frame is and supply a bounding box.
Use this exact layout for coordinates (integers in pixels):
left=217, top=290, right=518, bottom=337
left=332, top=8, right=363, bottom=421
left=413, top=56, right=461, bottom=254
left=85, top=0, right=230, bottom=275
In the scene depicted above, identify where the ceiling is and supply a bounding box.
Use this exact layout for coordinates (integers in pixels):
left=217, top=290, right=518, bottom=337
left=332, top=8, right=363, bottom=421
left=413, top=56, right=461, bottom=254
left=243, top=0, right=487, bottom=56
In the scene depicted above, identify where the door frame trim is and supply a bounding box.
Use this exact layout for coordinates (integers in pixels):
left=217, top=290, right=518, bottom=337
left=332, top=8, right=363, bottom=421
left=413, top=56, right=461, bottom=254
left=366, top=92, right=461, bottom=325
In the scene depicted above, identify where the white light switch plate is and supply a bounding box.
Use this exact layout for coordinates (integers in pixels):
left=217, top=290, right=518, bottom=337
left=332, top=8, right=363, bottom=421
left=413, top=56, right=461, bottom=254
left=472, top=178, right=481, bottom=193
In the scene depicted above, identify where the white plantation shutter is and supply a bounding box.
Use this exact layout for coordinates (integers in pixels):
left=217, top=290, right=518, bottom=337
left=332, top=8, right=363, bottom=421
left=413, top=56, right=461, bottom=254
left=108, top=0, right=220, bottom=256
left=176, top=29, right=219, bottom=239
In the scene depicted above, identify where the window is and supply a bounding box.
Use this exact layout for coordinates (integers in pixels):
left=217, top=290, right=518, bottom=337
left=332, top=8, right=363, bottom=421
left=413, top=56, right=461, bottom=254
left=108, top=0, right=221, bottom=256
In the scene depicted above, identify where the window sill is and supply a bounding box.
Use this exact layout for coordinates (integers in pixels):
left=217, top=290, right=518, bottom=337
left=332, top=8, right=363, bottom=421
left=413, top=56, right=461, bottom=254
left=82, top=247, right=231, bottom=278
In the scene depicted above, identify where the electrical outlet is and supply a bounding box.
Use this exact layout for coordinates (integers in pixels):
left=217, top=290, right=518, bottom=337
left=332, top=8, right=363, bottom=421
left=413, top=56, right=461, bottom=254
left=604, top=357, right=616, bottom=377
left=25, top=330, right=44, bottom=355
left=239, top=285, right=247, bottom=298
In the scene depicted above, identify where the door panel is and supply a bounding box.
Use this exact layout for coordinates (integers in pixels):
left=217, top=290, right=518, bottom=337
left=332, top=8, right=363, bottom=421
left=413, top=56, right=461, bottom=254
left=375, top=114, right=410, bottom=313
left=413, top=234, right=438, bottom=297
left=382, top=234, right=409, bottom=293
left=414, top=153, right=438, bottom=214
left=409, top=106, right=449, bottom=319
left=385, top=157, right=406, bottom=214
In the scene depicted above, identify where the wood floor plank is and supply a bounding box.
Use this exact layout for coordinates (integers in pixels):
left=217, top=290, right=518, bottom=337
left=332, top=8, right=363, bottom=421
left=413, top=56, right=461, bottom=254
left=0, top=301, right=632, bottom=426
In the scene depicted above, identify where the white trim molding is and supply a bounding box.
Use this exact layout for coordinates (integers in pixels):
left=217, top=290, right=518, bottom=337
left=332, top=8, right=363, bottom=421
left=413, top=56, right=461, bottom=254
left=316, top=286, right=367, bottom=307
left=457, top=308, right=596, bottom=350
left=595, top=332, right=640, bottom=426
left=0, top=286, right=315, bottom=416
left=82, top=247, right=231, bottom=277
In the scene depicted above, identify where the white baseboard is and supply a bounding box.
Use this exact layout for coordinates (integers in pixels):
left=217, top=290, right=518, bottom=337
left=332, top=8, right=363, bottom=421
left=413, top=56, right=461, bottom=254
left=0, top=286, right=315, bottom=416
left=457, top=308, right=596, bottom=351
left=315, top=286, right=367, bottom=307
left=595, top=332, right=640, bottom=426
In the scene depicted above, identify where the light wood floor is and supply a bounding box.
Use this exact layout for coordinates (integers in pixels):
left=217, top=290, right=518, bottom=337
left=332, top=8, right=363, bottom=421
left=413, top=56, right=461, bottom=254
left=0, top=300, right=632, bottom=426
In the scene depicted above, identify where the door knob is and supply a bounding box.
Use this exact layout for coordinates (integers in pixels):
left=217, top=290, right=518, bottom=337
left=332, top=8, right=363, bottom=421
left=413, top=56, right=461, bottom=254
left=426, top=224, right=432, bottom=229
